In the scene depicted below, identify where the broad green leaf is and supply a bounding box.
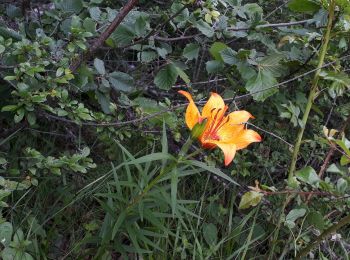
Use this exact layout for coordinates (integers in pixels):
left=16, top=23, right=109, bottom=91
left=1, top=247, right=16, bottom=260
left=319, top=70, right=350, bottom=86
left=257, top=54, right=284, bottom=77
left=1, top=105, right=18, bottom=112
left=183, top=43, right=200, bottom=60
left=245, top=70, right=278, bottom=101
left=334, top=139, right=350, bottom=156
left=307, top=211, right=325, bottom=230
left=154, top=63, right=178, bottom=90
left=138, top=51, right=157, bottom=63
left=295, top=166, right=320, bottom=187
left=96, top=91, right=111, bottom=114
left=238, top=191, right=263, bottom=209
left=209, top=42, right=229, bottom=61
left=340, top=155, right=350, bottom=166
left=108, top=72, right=134, bottom=92
left=0, top=222, right=13, bottom=246
left=195, top=20, right=214, bottom=37
left=288, top=0, right=321, bottom=12
left=27, top=112, right=36, bottom=126
left=326, top=163, right=343, bottom=174
left=203, top=223, right=218, bottom=245
left=336, top=178, right=348, bottom=193
left=83, top=18, right=96, bottom=33
left=94, top=58, right=106, bottom=75
left=109, top=25, right=135, bottom=46
left=220, top=47, right=237, bottom=65
left=56, top=0, right=83, bottom=13
left=133, top=97, right=177, bottom=128
left=206, top=60, right=224, bottom=74
left=135, top=15, right=148, bottom=36
left=285, top=208, right=306, bottom=228
left=89, top=7, right=101, bottom=21
left=6, top=4, right=21, bottom=18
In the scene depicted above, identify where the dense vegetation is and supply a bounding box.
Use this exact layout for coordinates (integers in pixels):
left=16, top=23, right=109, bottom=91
left=0, top=0, right=350, bottom=259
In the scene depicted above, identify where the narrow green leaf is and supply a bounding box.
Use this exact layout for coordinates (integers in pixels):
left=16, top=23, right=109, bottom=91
left=171, top=168, right=179, bottom=217
left=186, top=160, right=239, bottom=186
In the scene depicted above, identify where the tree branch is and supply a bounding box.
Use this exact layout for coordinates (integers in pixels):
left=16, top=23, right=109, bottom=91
left=69, top=0, right=138, bottom=72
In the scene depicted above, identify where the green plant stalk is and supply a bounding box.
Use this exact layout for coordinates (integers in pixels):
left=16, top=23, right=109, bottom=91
left=287, top=0, right=336, bottom=184
left=295, top=214, right=350, bottom=259
left=267, top=194, right=292, bottom=260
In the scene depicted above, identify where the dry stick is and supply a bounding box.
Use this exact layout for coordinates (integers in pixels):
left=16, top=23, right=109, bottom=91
left=295, top=214, right=350, bottom=260
left=287, top=1, right=336, bottom=184
left=305, top=114, right=350, bottom=203
left=69, top=0, right=139, bottom=72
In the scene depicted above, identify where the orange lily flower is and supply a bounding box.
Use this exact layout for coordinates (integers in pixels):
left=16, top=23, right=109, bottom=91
left=178, top=90, right=262, bottom=166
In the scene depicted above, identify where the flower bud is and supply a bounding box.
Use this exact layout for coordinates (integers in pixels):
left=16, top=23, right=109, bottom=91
left=191, top=118, right=207, bottom=139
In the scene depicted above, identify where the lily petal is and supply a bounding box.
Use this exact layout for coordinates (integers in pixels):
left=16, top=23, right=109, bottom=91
left=202, top=92, right=225, bottom=119
left=207, top=141, right=237, bottom=166
left=227, top=110, right=254, bottom=125
left=178, top=90, right=201, bottom=129
left=234, top=129, right=262, bottom=150
left=217, top=111, right=254, bottom=142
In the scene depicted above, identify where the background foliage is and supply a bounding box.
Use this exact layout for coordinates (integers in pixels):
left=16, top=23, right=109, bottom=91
left=0, top=0, right=350, bottom=259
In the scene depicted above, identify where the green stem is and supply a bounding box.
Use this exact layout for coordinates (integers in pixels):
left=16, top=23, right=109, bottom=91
left=267, top=195, right=292, bottom=260
left=287, top=0, right=336, bottom=184
left=295, top=214, right=350, bottom=259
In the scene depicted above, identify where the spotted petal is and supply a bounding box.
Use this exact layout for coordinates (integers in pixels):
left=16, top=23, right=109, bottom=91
left=201, top=92, right=225, bottom=119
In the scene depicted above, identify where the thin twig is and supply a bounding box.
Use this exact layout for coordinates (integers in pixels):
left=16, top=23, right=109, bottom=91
left=41, top=54, right=350, bottom=127
left=228, top=19, right=313, bottom=31
left=247, top=122, right=293, bottom=148
left=154, top=34, right=199, bottom=42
